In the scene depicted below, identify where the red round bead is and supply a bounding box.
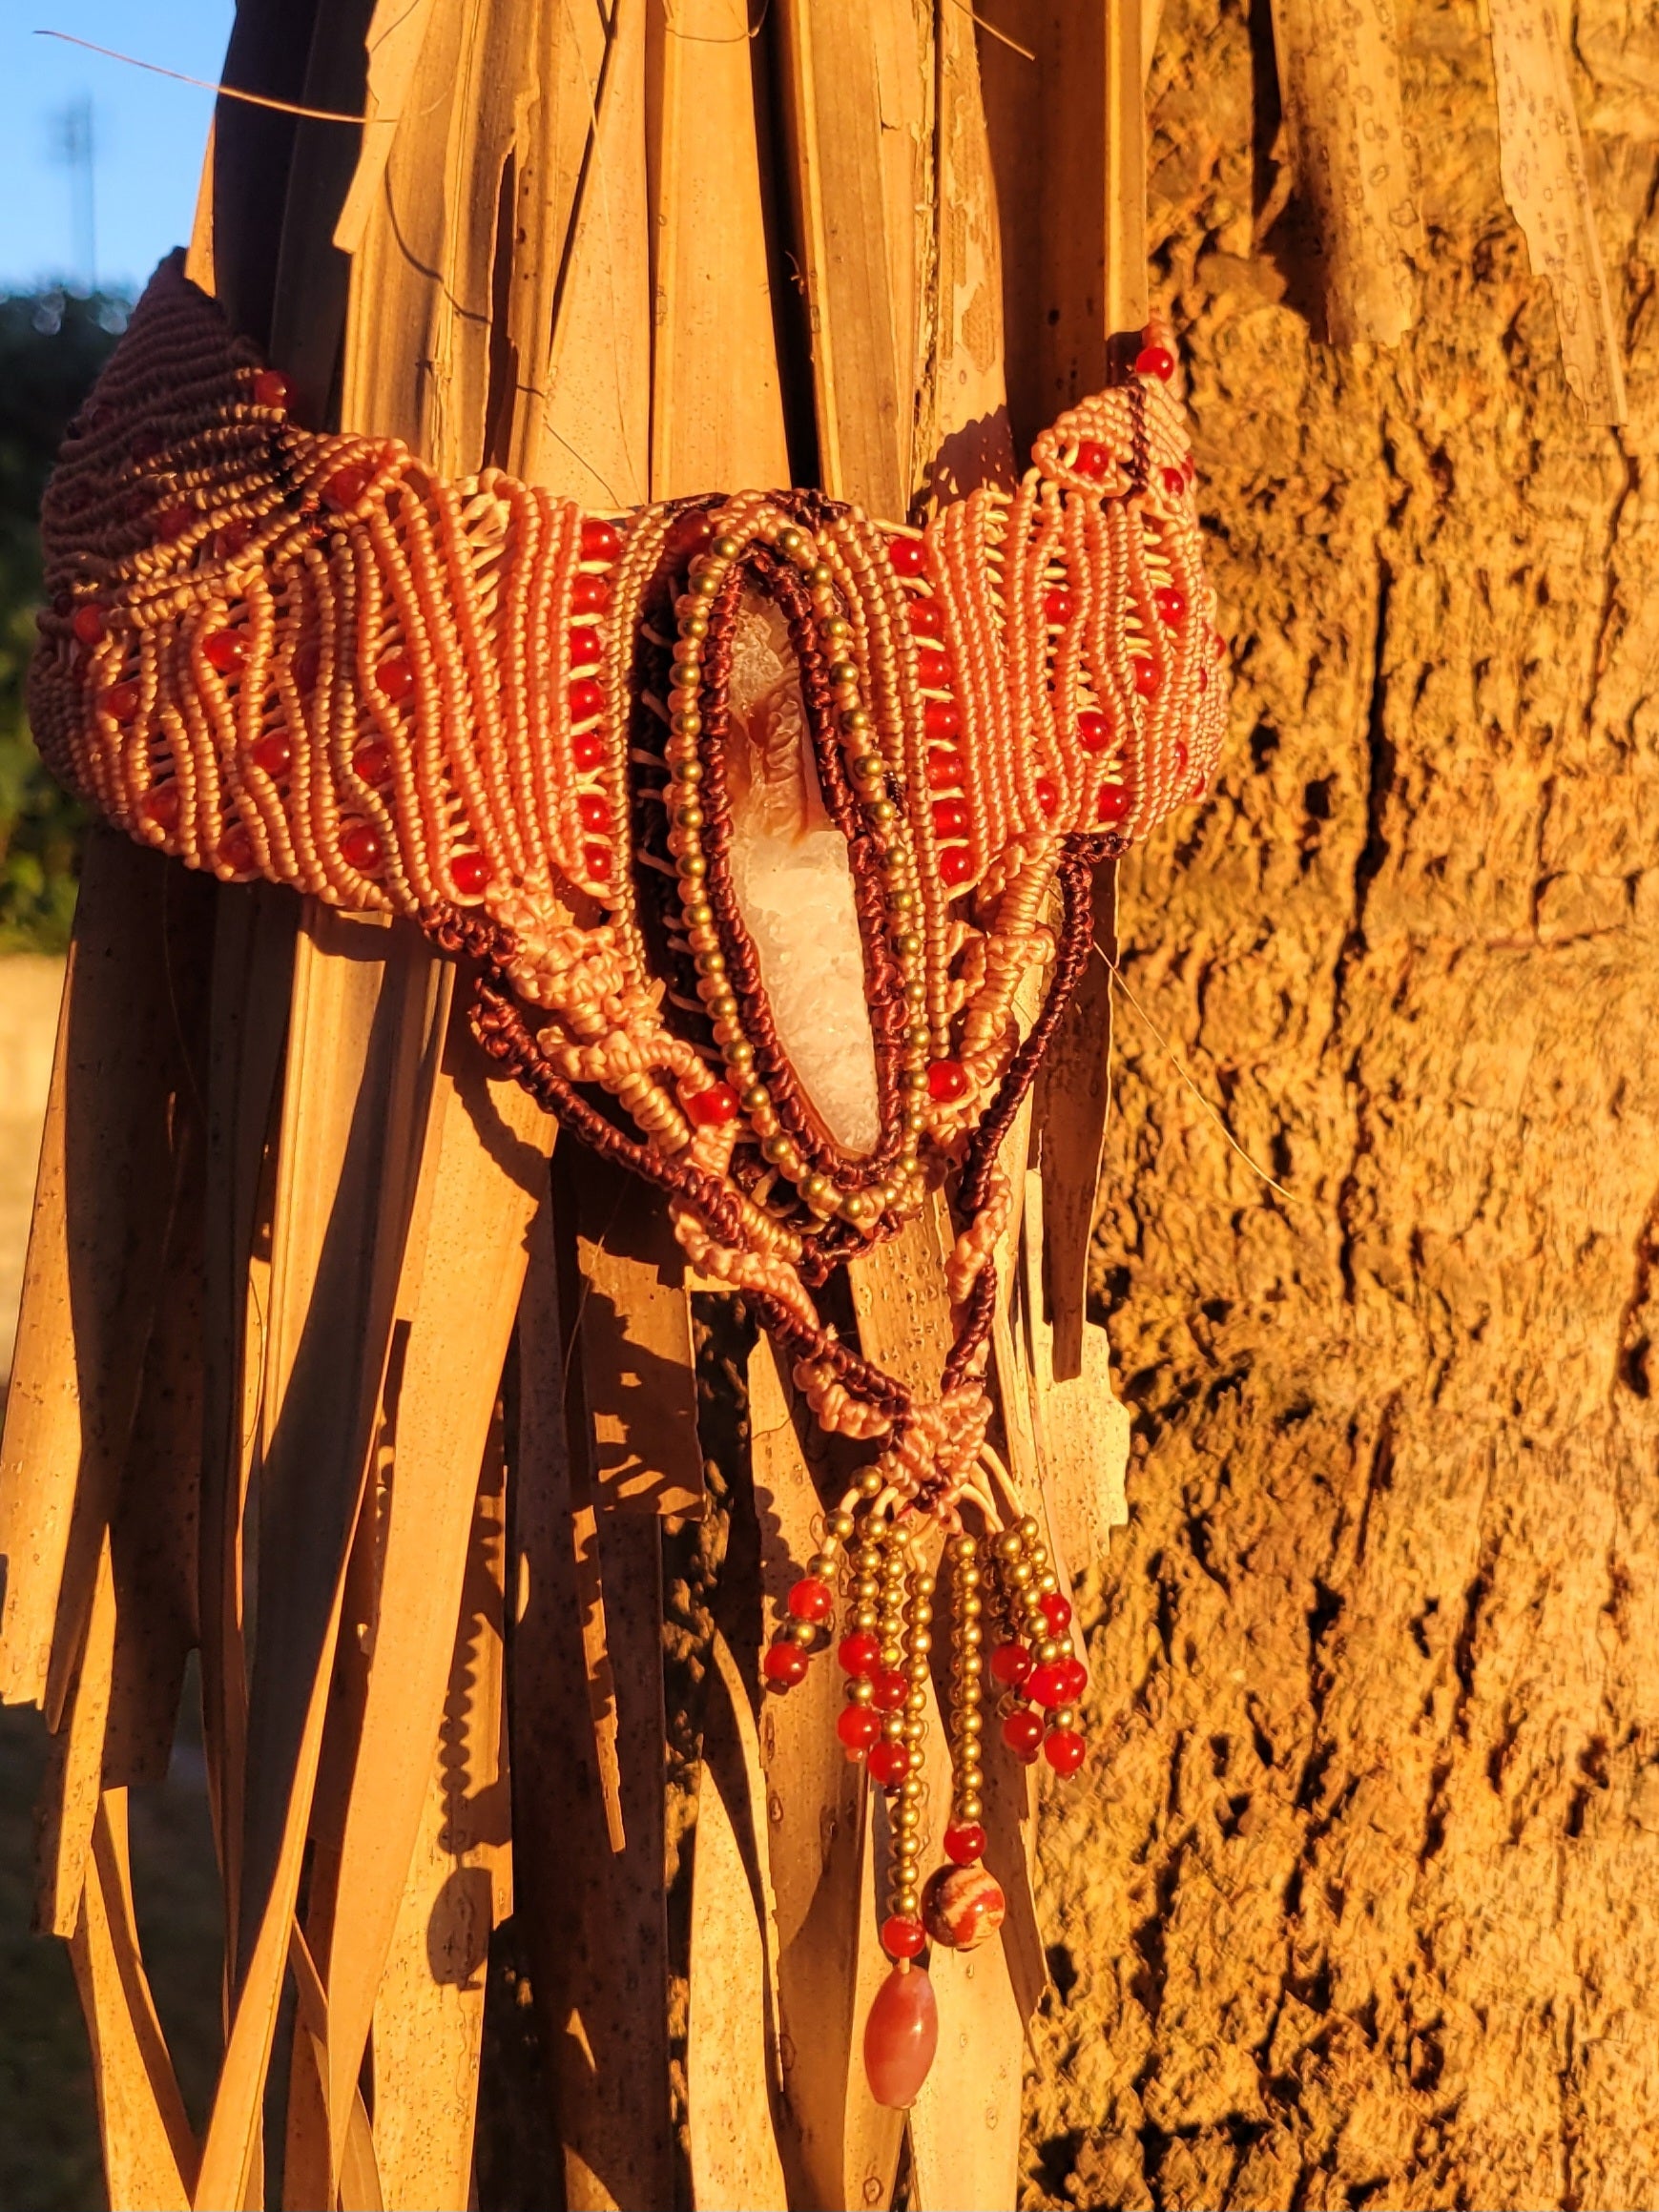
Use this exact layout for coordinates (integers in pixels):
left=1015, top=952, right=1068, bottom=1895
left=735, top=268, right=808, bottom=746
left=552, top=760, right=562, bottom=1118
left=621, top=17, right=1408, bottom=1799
left=139, top=784, right=179, bottom=832
left=1161, top=466, right=1187, bottom=501
left=323, top=465, right=370, bottom=509
left=578, top=792, right=613, bottom=834
left=156, top=504, right=193, bottom=542
left=1043, top=587, right=1074, bottom=625
left=342, top=822, right=383, bottom=873
left=580, top=517, right=622, bottom=562
left=926, top=1060, right=968, bottom=1104
left=1057, top=1655, right=1089, bottom=1701
left=907, top=597, right=944, bottom=640
left=203, top=628, right=247, bottom=675
left=887, top=534, right=927, bottom=577
left=250, top=732, right=293, bottom=778
left=569, top=676, right=605, bottom=720
left=103, top=680, right=140, bottom=722
left=569, top=627, right=602, bottom=668
left=925, top=748, right=964, bottom=792
left=915, top=648, right=950, bottom=689
left=944, top=1822, right=987, bottom=1866
left=584, top=841, right=612, bottom=881
left=932, top=797, right=969, bottom=837
left=1152, top=586, right=1188, bottom=628
left=687, top=1082, right=739, bottom=1128
left=1038, top=1590, right=1072, bottom=1631
left=72, top=605, right=105, bottom=646
left=1034, top=775, right=1060, bottom=817
left=253, top=368, right=294, bottom=410
left=571, top=573, right=611, bottom=614
left=881, top=1914, right=926, bottom=1961
left=451, top=852, right=490, bottom=897
left=572, top=730, right=605, bottom=769
left=1044, top=1727, right=1088, bottom=1776
left=923, top=697, right=960, bottom=740
left=1174, top=738, right=1191, bottom=775
left=838, top=1632, right=881, bottom=1677
left=764, top=1642, right=809, bottom=1688
left=837, top=1706, right=881, bottom=1752
left=1077, top=710, right=1111, bottom=753
left=1002, top=1707, right=1045, bottom=1758
left=1074, top=439, right=1110, bottom=481
left=870, top=1668, right=909, bottom=1713
left=1213, top=629, right=1229, bottom=663
left=788, top=1577, right=834, bottom=1624
left=989, top=1642, right=1031, bottom=1686
left=1132, top=658, right=1158, bottom=698
left=939, top=845, right=972, bottom=887
left=218, top=822, right=255, bottom=874
left=377, top=652, right=414, bottom=702
left=868, top=1740, right=912, bottom=1788
left=1027, top=1660, right=1072, bottom=1709
left=1135, top=342, right=1175, bottom=382
left=352, top=738, right=392, bottom=788
left=1097, top=782, right=1132, bottom=824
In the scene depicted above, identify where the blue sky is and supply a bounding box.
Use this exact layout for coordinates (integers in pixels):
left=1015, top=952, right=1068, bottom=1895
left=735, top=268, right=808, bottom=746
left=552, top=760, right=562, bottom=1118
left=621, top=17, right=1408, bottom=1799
left=0, top=1, right=233, bottom=297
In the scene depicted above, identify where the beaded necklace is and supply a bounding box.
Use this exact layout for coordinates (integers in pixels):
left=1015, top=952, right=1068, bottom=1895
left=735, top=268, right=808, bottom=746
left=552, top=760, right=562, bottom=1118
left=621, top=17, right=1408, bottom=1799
left=30, top=252, right=1228, bottom=2105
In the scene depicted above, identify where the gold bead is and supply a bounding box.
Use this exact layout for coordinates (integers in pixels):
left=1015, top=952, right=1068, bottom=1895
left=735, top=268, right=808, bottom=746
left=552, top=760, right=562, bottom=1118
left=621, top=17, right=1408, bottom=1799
left=856, top=1605, right=880, bottom=1629
left=1052, top=1705, right=1079, bottom=1730
left=958, top=1793, right=983, bottom=1823
left=858, top=1470, right=883, bottom=1498
left=995, top=1532, right=1022, bottom=1561
left=711, top=534, right=741, bottom=559
left=790, top=1620, right=816, bottom=1646
left=671, top=757, right=703, bottom=783
left=1009, top=1560, right=1032, bottom=1586
left=1018, top=1515, right=1040, bottom=1541
left=962, top=1622, right=982, bottom=1647
left=831, top=1511, right=856, bottom=1540
left=951, top=1533, right=978, bottom=1561
left=1037, top=1639, right=1062, bottom=1665
left=1037, top=1570, right=1059, bottom=1595
left=960, top=1708, right=983, bottom=1736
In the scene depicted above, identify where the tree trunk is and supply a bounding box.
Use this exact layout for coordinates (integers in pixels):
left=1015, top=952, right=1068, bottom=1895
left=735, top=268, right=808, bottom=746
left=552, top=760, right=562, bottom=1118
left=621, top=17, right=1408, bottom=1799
left=1024, top=4, right=1659, bottom=2207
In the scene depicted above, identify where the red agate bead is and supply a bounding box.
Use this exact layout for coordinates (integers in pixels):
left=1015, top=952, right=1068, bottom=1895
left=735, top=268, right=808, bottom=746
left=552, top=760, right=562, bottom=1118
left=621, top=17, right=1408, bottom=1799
left=1135, top=341, right=1175, bottom=382
left=252, top=367, right=294, bottom=410
left=1057, top=1655, right=1089, bottom=1700
left=451, top=852, right=490, bottom=897
left=578, top=792, right=613, bottom=834
left=1045, top=1727, right=1088, bottom=1776
left=72, top=604, right=105, bottom=646
left=1028, top=1656, right=1087, bottom=1708
left=156, top=504, right=193, bottom=542
left=887, top=534, right=927, bottom=577
left=323, top=463, right=371, bottom=508
left=1161, top=465, right=1187, bottom=500
left=1132, top=658, right=1158, bottom=698
left=583, top=841, right=612, bottom=880
left=926, top=1060, right=967, bottom=1103
left=250, top=732, right=293, bottom=778
left=938, top=845, right=972, bottom=886
left=218, top=821, right=254, bottom=873
left=688, top=1082, right=739, bottom=1127
left=989, top=1642, right=1031, bottom=1686
left=1074, top=439, right=1110, bottom=481
left=1153, top=586, right=1188, bottom=627
left=139, top=784, right=179, bottom=832
left=1077, top=710, right=1110, bottom=753
left=944, top=1821, right=986, bottom=1866
left=1038, top=1590, right=1072, bottom=1631
left=203, top=628, right=247, bottom=675
left=870, top=1668, right=908, bottom=1712
left=580, top=517, right=622, bottom=562
left=837, top=1706, right=881, bottom=1753
left=1003, top=1707, right=1045, bottom=1758
left=908, top=598, right=944, bottom=640
left=569, top=676, right=604, bottom=719
left=915, top=648, right=950, bottom=689
left=103, top=680, right=140, bottom=722
left=1043, top=587, right=1074, bottom=624
left=1097, top=782, right=1131, bottom=824
left=763, top=1642, right=809, bottom=1688
left=569, top=626, right=601, bottom=668
left=342, top=822, right=383, bottom=873
left=572, top=729, right=605, bottom=770
left=923, top=697, right=960, bottom=740
left=352, top=737, right=392, bottom=787
left=571, top=573, right=611, bottom=614
left=788, top=1577, right=834, bottom=1623
left=864, top=1965, right=938, bottom=2108
left=923, top=1863, right=1006, bottom=1951
left=377, top=651, right=413, bottom=702
left=925, top=747, right=964, bottom=791
left=881, top=1914, right=926, bottom=1960
left=867, top=1739, right=912, bottom=1788
left=838, top=1633, right=880, bottom=1677
left=932, top=797, right=968, bottom=837
left=1034, top=775, right=1060, bottom=817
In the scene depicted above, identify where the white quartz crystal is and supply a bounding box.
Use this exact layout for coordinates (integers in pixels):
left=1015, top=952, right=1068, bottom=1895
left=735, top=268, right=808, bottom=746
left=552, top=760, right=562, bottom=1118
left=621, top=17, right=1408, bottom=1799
left=726, top=594, right=881, bottom=1155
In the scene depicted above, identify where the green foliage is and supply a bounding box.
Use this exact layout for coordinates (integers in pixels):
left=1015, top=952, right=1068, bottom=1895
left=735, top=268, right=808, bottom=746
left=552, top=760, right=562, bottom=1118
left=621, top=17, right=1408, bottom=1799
left=0, top=290, right=130, bottom=953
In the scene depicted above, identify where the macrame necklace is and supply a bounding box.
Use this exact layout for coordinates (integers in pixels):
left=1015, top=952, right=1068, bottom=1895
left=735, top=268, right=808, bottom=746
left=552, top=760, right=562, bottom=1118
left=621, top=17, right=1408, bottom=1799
left=31, top=252, right=1228, bottom=2109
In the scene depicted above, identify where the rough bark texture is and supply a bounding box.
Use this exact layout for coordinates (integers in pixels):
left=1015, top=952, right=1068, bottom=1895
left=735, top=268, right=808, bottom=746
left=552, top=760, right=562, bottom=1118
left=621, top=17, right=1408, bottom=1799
left=1025, top=4, right=1659, bottom=2207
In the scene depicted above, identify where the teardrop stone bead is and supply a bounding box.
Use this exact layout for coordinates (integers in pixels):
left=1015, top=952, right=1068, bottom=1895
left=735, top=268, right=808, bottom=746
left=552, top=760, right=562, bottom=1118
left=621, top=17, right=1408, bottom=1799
left=863, top=1963, right=939, bottom=2108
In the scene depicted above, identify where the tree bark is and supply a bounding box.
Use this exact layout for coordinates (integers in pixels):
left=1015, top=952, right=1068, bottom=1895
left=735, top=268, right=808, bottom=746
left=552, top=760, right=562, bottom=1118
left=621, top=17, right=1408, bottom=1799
left=1023, top=4, right=1659, bottom=2207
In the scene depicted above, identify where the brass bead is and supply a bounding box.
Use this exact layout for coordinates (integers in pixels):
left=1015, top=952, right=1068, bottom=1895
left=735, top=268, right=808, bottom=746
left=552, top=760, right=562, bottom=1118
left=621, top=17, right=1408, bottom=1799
left=854, top=752, right=885, bottom=780
left=726, top=1040, right=755, bottom=1068
left=902, top=1717, right=925, bottom=1743
left=961, top=1652, right=983, bottom=1678
left=856, top=1605, right=880, bottom=1629
left=705, top=989, right=737, bottom=1021
left=762, top=1134, right=794, bottom=1165
left=847, top=1678, right=874, bottom=1705
left=671, top=756, right=703, bottom=782
left=693, top=949, right=722, bottom=974
left=831, top=1511, right=856, bottom=1540
left=1036, top=1639, right=1062, bottom=1665
left=1009, top=1560, right=1033, bottom=1586
left=959, top=1766, right=984, bottom=1795
left=869, top=799, right=897, bottom=826
left=740, top=1083, right=770, bottom=1112
left=711, top=533, right=741, bottom=559
left=808, top=561, right=834, bottom=587
left=777, top=527, right=804, bottom=554
left=682, top=611, right=710, bottom=638
left=807, top=1552, right=834, bottom=1579
left=1051, top=1705, right=1079, bottom=1730
left=831, top=662, right=861, bottom=689
left=960, top=1708, right=983, bottom=1737
left=905, top=1687, right=926, bottom=1713
left=679, top=853, right=709, bottom=879
left=913, top=1572, right=936, bottom=1599
left=951, top=1533, right=978, bottom=1561
left=790, top=1619, right=816, bottom=1646
left=957, top=1793, right=983, bottom=1823
left=682, top=898, right=712, bottom=925
left=962, top=1622, right=982, bottom=1647
left=908, top=1629, right=932, bottom=1655
left=995, top=1531, right=1022, bottom=1561
left=1018, top=1515, right=1040, bottom=1542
